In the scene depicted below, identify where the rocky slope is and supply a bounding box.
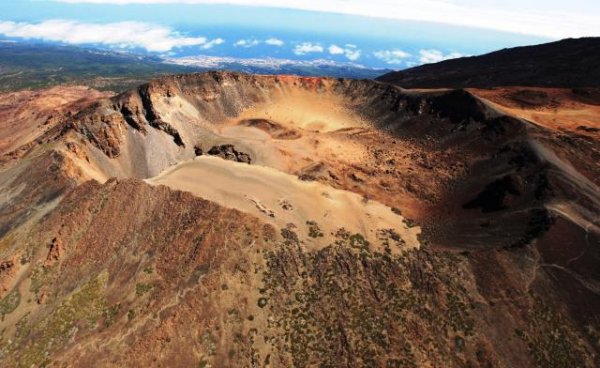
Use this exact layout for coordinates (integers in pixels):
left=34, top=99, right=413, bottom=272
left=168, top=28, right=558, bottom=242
left=377, top=37, right=600, bottom=88
left=0, top=72, right=598, bottom=367
left=0, top=86, right=113, bottom=157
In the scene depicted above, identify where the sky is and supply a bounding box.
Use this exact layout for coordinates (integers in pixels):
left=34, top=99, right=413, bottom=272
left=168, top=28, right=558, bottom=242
left=0, top=0, right=598, bottom=69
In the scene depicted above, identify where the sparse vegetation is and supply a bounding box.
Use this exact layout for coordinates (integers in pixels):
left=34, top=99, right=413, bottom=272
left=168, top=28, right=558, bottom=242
left=349, top=233, right=370, bottom=250
left=199, top=331, right=217, bottom=358
left=516, top=300, right=590, bottom=368
left=306, top=220, right=324, bottom=238
left=2, top=272, right=108, bottom=367
left=29, top=265, right=47, bottom=295
left=0, top=288, right=21, bottom=318
left=281, top=228, right=299, bottom=243
left=255, top=230, right=476, bottom=367
left=104, top=303, right=121, bottom=326
left=135, top=283, right=152, bottom=296
left=198, top=356, right=209, bottom=368
left=405, top=218, right=417, bottom=228
left=15, top=313, right=30, bottom=338
left=257, top=297, right=268, bottom=308
left=193, top=235, right=204, bottom=247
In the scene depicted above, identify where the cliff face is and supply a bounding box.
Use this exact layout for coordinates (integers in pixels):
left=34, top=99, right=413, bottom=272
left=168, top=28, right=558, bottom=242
left=0, top=72, right=598, bottom=367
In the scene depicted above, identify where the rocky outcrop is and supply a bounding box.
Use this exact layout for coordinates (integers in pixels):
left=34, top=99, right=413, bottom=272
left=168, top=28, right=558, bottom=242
left=138, top=84, right=185, bottom=147
left=45, top=237, right=63, bottom=267
left=0, top=258, right=16, bottom=296
left=206, top=144, right=252, bottom=164
left=238, top=118, right=302, bottom=140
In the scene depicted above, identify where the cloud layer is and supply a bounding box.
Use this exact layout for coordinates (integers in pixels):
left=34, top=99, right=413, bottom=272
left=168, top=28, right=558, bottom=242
left=328, top=44, right=361, bottom=61
left=201, top=37, right=225, bottom=49
left=0, top=20, right=223, bottom=52
left=50, top=0, right=600, bottom=39
left=0, top=19, right=471, bottom=67
left=265, top=38, right=284, bottom=46
left=374, top=48, right=464, bottom=66
left=374, top=49, right=411, bottom=64
left=234, top=39, right=259, bottom=48
left=293, top=43, right=362, bottom=61
left=293, top=42, right=323, bottom=55
left=234, top=38, right=285, bottom=47
left=418, top=49, right=463, bottom=64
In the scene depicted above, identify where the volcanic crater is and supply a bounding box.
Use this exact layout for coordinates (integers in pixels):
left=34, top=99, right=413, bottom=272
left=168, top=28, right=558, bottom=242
left=0, top=72, right=598, bottom=367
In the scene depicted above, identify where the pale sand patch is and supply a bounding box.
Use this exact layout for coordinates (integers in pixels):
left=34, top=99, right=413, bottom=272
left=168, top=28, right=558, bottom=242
left=146, top=156, right=420, bottom=252
left=230, top=88, right=367, bottom=133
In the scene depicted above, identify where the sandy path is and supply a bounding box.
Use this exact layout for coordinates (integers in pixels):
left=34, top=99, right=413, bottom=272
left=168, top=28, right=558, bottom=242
left=146, top=156, right=420, bottom=252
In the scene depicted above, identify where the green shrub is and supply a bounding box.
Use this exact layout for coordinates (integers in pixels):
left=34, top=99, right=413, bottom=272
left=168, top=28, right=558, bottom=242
left=258, top=297, right=268, bottom=308
left=306, top=221, right=324, bottom=238
left=135, top=283, right=152, bottom=296
left=0, top=288, right=21, bottom=317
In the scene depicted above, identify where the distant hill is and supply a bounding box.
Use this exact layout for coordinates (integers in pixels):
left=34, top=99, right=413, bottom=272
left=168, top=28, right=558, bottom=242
left=377, top=38, right=600, bottom=88
left=0, top=42, right=387, bottom=92
left=0, top=42, right=192, bottom=92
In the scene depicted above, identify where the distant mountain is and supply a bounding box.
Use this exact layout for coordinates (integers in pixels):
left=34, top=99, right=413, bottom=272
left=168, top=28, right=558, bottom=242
left=377, top=38, right=600, bottom=88
left=0, top=42, right=387, bottom=92
left=166, top=55, right=389, bottom=80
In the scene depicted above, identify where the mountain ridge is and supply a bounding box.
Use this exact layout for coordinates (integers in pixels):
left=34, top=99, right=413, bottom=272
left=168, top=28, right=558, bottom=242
left=377, top=37, right=600, bottom=88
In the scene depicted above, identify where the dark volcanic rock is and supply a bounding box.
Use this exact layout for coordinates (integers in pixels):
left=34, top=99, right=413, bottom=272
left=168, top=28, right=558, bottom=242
left=207, top=144, right=252, bottom=164
left=463, top=175, right=521, bottom=213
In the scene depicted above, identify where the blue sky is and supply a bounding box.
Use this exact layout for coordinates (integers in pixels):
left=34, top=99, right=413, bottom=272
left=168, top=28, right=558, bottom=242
left=0, top=0, right=598, bottom=68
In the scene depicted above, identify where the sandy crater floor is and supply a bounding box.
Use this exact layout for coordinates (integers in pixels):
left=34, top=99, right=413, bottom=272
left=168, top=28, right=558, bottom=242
left=147, top=156, right=420, bottom=252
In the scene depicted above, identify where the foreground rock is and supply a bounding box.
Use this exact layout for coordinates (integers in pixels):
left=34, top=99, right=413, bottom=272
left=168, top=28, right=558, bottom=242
left=206, top=144, right=252, bottom=164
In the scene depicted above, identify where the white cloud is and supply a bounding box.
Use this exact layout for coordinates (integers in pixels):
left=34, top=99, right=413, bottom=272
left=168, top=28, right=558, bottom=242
left=50, top=0, right=600, bottom=39
left=235, top=38, right=284, bottom=47
left=345, top=49, right=361, bottom=61
left=265, top=38, right=284, bottom=46
left=328, top=44, right=361, bottom=61
left=201, top=37, right=225, bottom=49
left=328, top=44, right=344, bottom=55
left=373, top=49, right=412, bottom=65
left=0, top=20, right=221, bottom=52
left=234, top=39, right=260, bottom=48
left=293, top=42, right=323, bottom=55
left=418, top=49, right=463, bottom=64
